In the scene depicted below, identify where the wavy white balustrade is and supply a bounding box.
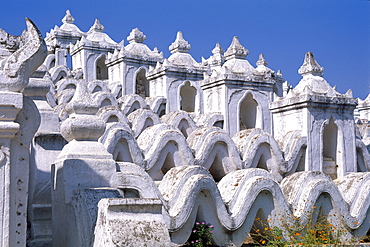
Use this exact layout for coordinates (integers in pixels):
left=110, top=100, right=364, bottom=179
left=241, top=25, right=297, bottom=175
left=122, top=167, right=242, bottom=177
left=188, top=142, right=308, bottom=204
left=137, top=124, right=195, bottom=180
left=118, top=94, right=149, bottom=116
left=111, top=163, right=370, bottom=246
left=188, top=126, right=242, bottom=181
left=128, top=108, right=162, bottom=138
left=161, top=110, right=197, bottom=138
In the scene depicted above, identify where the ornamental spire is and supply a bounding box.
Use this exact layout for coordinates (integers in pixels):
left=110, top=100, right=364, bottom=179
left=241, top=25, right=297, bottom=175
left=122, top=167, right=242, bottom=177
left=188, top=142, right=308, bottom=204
left=224, top=36, right=249, bottom=60
left=65, top=80, right=99, bottom=116
left=256, top=53, right=268, bottom=66
left=89, top=18, right=104, bottom=33
left=127, top=28, right=146, bottom=44
left=212, top=42, right=224, bottom=55
left=62, top=10, right=75, bottom=24
left=298, top=52, right=324, bottom=76
left=169, top=31, right=191, bottom=54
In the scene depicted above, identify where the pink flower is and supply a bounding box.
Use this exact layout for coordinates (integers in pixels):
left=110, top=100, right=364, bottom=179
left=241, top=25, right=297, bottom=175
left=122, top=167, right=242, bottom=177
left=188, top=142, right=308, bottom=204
left=202, top=222, right=205, bottom=224
left=210, top=231, right=213, bottom=233
left=196, top=222, right=200, bottom=225
left=191, top=241, right=194, bottom=243
left=195, top=240, right=199, bottom=242
left=193, top=230, right=196, bottom=233
left=210, top=225, right=214, bottom=228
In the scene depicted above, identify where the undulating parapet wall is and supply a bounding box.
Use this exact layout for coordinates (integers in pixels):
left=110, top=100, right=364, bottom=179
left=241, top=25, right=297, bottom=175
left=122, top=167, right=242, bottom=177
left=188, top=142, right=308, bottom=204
left=93, top=163, right=370, bottom=246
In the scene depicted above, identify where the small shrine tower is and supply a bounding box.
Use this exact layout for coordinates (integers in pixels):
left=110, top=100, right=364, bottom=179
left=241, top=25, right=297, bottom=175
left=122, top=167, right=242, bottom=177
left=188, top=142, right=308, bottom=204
left=106, top=28, right=163, bottom=97
left=70, top=19, right=119, bottom=82
left=147, top=31, right=206, bottom=114
left=201, top=36, right=284, bottom=135
left=270, top=52, right=357, bottom=179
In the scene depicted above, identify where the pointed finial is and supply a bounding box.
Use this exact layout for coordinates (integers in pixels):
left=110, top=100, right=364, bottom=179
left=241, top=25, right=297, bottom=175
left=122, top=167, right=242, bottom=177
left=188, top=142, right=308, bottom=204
left=256, top=54, right=268, bottom=66
left=60, top=80, right=105, bottom=142
left=169, top=31, right=191, bottom=54
left=298, top=52, right=324, bottom=76
left=212, top=43, right=224, bottom=55
left=127, top=28, right=146, bottom=43
left=65, top=80, right=99, bottom=115
left=62, top=10, right=75, bottom=24
left=224, top=36, right=249, bottom=60
left=89, top=18, right=104, bottom=33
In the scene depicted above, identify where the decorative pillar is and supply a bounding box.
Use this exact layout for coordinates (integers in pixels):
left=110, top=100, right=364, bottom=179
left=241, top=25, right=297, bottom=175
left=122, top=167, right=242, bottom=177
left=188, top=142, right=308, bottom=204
left=52, top=79, right=116, bottom=246
left=0, top=18, right=47, bottom=247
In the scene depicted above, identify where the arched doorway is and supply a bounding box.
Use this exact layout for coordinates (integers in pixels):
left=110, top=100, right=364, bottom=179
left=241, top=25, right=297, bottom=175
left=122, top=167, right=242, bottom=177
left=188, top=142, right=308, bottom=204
left=180, top=81, right=196, bottom=112
left=135, top=69, right=149, bottom=97
left=96, top=55, right=108, bottom=80
left=240, top=93, right=258, bottom=130
left=322, top=118, right=338, bottom=179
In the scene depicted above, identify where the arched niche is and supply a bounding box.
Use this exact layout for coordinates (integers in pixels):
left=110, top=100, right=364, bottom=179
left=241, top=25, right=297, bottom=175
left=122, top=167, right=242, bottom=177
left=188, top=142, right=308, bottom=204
left=157, top=103, right=166, bottom=117
left=239, top=93, right=259, bottom=130
left=135, top=68, right=149, bottom=97
left=180, top=81, right=196, bottom=112
left=322, top=118, right=339, bottom=179
left=254, top=143, right=272, bottom=171
left=356, top=148, right=366, bottom=172
left=295, top=147, right=307, bottom=172
left=50, top=59, right=56, bottom=69
left=113, top=139, right=133, bottom=163
left=96, top=55, right=108, bottom=80
left=126, top=101, right=141, bottom=116
left=249, top=208, right=268, bottom=244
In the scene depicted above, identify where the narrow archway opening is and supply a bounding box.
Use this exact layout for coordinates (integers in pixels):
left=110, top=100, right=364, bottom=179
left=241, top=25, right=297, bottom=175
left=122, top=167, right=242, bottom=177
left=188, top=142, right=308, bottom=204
left=107, top=115, right=119, bottom=123
left=50, top=59, right=56, bottom=69
left=240, top=93, right=258, bottom=130
left=157, top=103, right=166, bottom=117
left=209, top=153, right=226, bottom=182
left=180, top=81, right=196, bottom=112
left=113, top=139, right=133, bottom=163
left=356, top=148, right=366, bottom=172
left=143, top=118, right=154, bottom=130
left=65, top=84, right=76, bottom=90
left=178, top=119, right=189, bottom=138
left=122, top=188, right=140, bottom=198
left=296, top=156, right=305, bottom=172
left=323, top=118, right=338, bottom=179
left=213, top=120, right=224, bottom=129
left=116, top=88, right=122, bottom=99
left=161, top=152, right=175, bottom=176
left=101, top=98, right=111, bottom=107
left=296, top=147, right=307, bottom=172
left=257, top=153, right=268, bottom=170
left=57, top=72, right=67, bottom=82
left=96, top=55, right=108, bottom=80
left=93, top=86, right=102, bottom=93
left=127, top=101, right=140, bottom=115
left=249, top=208, right=268, bottom=245
left=135, top=69, right=149, bottom=97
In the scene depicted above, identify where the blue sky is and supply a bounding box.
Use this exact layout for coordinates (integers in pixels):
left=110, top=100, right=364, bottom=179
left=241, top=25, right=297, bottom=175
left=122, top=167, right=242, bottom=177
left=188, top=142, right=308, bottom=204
left=1, top=0, right=369, bottom=99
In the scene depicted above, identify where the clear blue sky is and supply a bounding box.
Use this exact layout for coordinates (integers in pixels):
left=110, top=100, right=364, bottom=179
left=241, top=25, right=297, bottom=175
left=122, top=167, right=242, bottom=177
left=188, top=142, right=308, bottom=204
left=1, top=0, right=369, bottom=99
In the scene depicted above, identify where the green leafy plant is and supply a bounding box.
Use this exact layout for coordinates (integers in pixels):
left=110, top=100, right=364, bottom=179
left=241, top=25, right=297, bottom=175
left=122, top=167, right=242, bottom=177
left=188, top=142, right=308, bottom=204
left=184, top=221, right=214, bottom=247
left=250, top=208, right=365, bottom=246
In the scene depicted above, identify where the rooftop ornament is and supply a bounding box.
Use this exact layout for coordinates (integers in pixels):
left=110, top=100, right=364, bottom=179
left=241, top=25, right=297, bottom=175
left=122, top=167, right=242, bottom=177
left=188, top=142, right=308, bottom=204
left=127, top=28, right=146, bottom=44
left=62, top=10, right=75, bottom=24
left=169, top=31, right=191, bottom=54
left=224, top=36, right=249, bottom=60
left=88, top=18, right=105, bottom=33
left=298, top=51, right=324, bottom=77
